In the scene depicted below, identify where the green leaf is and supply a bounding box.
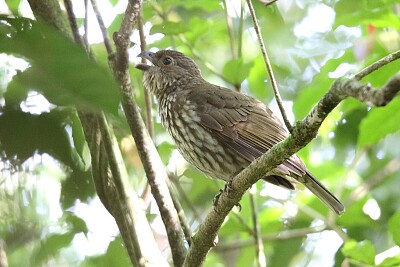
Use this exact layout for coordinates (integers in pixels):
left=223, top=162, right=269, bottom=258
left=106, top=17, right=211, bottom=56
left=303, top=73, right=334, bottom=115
left=333, top=107, right=368, bottom=160
left=80, top=237, right=131, bottom=267
left=247, top=57, right=271, bottom=101
left=157, top=141, right=175, bottom=164
left=5, top=0, right=21, bottom=16
left=270, top=239, right=303, bottom=267
left=292, top=50, right=354, bottom=120
left=358, top=97, right=400, bottom=146
left=0, top=108, right=84, bottom=169
left=61, top=169, right=95, bottom=209
left=109, top=0, right=119, bottom=6
left=107, top=14, right=123, bottom=37
left=338, top=197, right=374, bottom=227
left=71, top=111, right=88, bottom=166
left=3, top=72, right=29, bottom=107
left=65, top=211, right=89, bottom=235
left=150, top=21, right=189, bottom=35
left=182, top=167, right=220, bottom=207
left=388, top=211, right=400, bottom=246
left=378, top=255, right=400, bottom=267
left=222, top=59, right=253, bottom=86
left=0, top=17, right=120, bottom=114
left=32, top=233, right=75, bottom=266
left=334, top=0, right=400, bottom=30
left=179, top=0, right=223, bottom=12
left=342, top=239, right=376, bottom=265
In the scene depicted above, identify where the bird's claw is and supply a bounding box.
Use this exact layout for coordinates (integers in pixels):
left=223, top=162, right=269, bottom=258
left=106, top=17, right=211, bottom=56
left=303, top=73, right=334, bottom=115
left=212, top=189, right=223, bottom=208
left=213, top=179, right=234, bottom=207
left=213, top=178, right=241, bottom=212
left=235, top=203, right=242, bottom=212
left=224, top=178, right=234, bottom=194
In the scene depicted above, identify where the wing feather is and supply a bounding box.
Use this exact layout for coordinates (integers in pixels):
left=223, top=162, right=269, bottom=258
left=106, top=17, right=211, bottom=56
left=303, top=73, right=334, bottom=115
left=187, top=85, right=307, bottom=182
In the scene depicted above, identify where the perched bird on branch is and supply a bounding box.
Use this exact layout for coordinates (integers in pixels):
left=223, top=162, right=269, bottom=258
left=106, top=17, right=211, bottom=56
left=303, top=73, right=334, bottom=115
left=136, top=49, right=344, bottom=215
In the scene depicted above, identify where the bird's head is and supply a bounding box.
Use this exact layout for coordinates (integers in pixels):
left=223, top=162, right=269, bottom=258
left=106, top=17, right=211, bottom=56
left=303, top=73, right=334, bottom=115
left=136, top=50, right=202, bottom=98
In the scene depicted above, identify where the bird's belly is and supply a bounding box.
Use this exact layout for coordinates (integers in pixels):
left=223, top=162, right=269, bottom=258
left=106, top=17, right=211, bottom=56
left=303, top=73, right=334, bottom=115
left=164, top=118, right=245, bottom=181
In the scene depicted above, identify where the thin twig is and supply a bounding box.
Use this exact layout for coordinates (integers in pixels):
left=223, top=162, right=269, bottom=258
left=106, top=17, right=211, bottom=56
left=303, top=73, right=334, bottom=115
left=83, top=0, right=89, bottom=48
left=270, top=197, right=348, bottom=241
left=63, top=0, right=82, bottom=45
left=90, top=0, right=113, bottom=55
left=327, top=149, right=366, bottom=224
left=246, top=0, right=293, bottom=133
left=353, top=49, right=400, bottom=80
left=346, top=156, right=400, bottom=205
left=138, top=12, right=154, bottom=139
left=296, top=203, right=348, bottom=241
left=238, top=0, right=245, bottom=58
left=137, top=10, right=155, bottom=204
left=259, top=0, right=278, bottom=7
left=171, top=175, right=202, bottom=223
left=223, top=0, right=241, bottom=91
left=140, top=183, right=152, bottom=205
left=249, top=190, right=266, bottom=267
left=231, top=211, right=254, bottom=235
left=216, top=225, right=327, bottom=252
left=97, top=114, right=144, bottom=265
left=222, top=0, right=236, bottom=60
left=169, top=184, right=192, bottom=246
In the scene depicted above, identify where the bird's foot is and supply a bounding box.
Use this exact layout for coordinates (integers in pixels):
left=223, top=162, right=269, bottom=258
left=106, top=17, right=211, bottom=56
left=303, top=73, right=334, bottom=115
left=213, top=179, right=234, bottom=207
left=213, top=178, right=242, bottom=212
left=225, top=178, right=234, bottom=194
left=212, top=188, right=223, bottom=208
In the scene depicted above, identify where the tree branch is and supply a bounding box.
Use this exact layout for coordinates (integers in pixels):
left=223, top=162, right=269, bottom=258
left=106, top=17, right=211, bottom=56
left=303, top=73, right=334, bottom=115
left=26, top=0, right=169, bottom=266
left=83, top=0, right=89, bottom=47
left=216, top=225, right=327, bottom=252
left=183, top=67, right=400, bottom=266
left=353, top=50, right=400, bottom=80
left=113, top=1, right=186, bottom=266
left=84, top=113, right=169, bottom=266
left=137, top=11, right=154, bottom=140
left=246, top=0, right=292, bottom=132
left=90, top=0, right=113, bottom=55
left=63, top=0, right=82, bottom=45
left=222, top=0, right=237, bottom=60
left=249, top=190, right=266, bottom=267
left=137, top=11, right=155, bottom=205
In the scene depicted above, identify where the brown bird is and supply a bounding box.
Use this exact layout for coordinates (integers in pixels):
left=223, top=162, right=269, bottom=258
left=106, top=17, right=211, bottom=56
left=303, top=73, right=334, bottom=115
left=136, top=50, right=345, bottom=215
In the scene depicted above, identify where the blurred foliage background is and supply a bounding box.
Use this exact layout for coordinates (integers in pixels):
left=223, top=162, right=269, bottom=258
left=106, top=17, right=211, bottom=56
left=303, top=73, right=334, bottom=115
left=1, top=0, right=400, bottom=266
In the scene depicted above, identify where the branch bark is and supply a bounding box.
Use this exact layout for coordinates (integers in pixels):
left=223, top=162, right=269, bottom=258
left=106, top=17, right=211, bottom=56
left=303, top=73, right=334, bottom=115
left=183, top=64, right=400, bottom=266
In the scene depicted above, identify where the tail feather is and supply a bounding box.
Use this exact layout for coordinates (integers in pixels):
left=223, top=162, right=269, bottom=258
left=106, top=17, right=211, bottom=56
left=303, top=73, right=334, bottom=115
left=302, top=171, right=345, bottom=215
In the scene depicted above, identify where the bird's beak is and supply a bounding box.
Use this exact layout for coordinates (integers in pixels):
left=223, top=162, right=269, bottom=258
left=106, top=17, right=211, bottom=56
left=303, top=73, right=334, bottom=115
left=136, top=51, right=155, bottom=71
left=137, top=51, right=155, bottom=62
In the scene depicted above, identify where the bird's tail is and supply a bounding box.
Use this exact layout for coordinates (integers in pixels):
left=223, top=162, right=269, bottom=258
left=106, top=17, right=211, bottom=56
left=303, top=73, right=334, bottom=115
left=302, top=171, right=345, bottom=215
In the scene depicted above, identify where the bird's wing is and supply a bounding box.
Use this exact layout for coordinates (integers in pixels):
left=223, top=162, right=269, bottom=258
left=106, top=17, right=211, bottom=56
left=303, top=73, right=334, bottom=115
left=186, top=84, right=307, bottom=180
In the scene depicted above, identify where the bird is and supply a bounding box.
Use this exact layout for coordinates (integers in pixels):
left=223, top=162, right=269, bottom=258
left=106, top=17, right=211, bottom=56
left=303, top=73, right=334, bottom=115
left=136, top=49, right=345, bottom=215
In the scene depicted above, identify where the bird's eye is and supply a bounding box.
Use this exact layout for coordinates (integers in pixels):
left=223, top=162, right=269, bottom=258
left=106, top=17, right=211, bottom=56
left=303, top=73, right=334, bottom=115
left=162, top=56, right=173, bottom=65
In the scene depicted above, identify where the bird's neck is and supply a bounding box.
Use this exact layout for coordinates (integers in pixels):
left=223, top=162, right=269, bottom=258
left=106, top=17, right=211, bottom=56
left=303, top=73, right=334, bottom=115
left=144, top=71, right=204, bottom=101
